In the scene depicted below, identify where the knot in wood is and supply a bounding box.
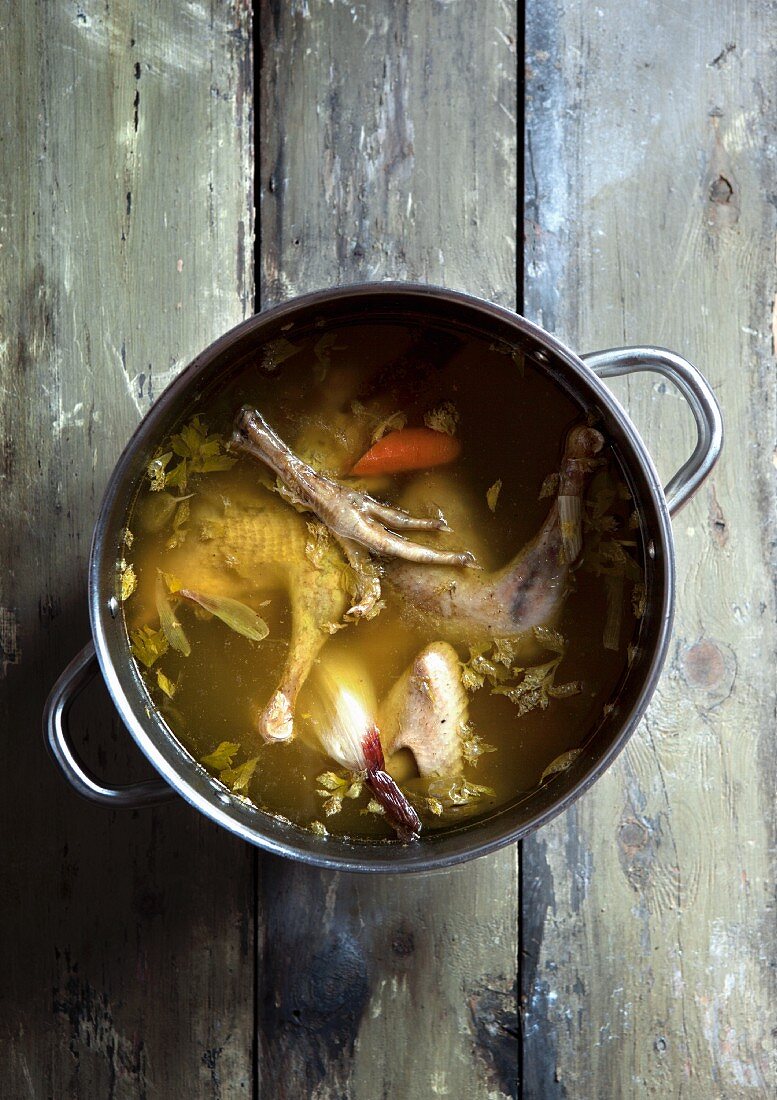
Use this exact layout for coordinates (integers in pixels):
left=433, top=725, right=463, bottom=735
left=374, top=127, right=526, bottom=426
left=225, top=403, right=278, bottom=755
left=618, top=819, right=649, bottom=855
left=391, top=928, right=415, bottom=958
left=709, top=175, right=734, bottom=204
left=682, top=640, right=725, bottom=689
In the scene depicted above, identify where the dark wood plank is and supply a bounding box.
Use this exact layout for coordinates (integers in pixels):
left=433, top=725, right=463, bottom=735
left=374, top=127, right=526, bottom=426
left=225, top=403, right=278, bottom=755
left=1, top=3, right=255, bottom=1095
left=258, top=2, right=519, bottom=1097
left=523, top=0, right=776, bottom=1094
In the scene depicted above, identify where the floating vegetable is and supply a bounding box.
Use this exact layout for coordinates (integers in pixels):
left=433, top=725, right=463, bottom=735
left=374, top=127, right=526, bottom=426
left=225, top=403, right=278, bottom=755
left=312, top=333, right=346, bottom=379
left=220, top=756, right=259, bottom=792
left=155, top=573, right=191, bottom=656
left=349, top=427, right=462, bottom=477
left=426, top=776, right=495, bottom=808
left=137, top=491, right=178, bottom=532
left=580, top=470, right=644, bottom=649
left=315, top=769, right=365, bottom=817
left=201, top=741, right=240, bottom=770
left=130, top=625, right=169, bottom=669
left=462, top=628, right=581, bottom=718
left=423, top=402, right=459, bottom=436
left=541, top=748, right=582, bottom=783
left=147, top=451, right=173, bottom=492
left=263, top=337, right=301, bottom=373
left=370, top=410, right=407, bottom=444
left=178, top=589, right=269, bottom=642
left=147, top=416, right=235, bottom=494
left=156, top=669, right=177, bottom=698
left=486, top=480, right=502, bottom=513
left=558, top=491, right=583, bottom=562
left=461, top=727, right=497, bottom=768
left=118, top=562, right=137, bottom=602
left=311, top=658, right=421, bottom=841
left=166, top=498, right=190, bottom=550
left=538, top=471, right=560, bottom=500
left=603, top=574, right=624, bottom=651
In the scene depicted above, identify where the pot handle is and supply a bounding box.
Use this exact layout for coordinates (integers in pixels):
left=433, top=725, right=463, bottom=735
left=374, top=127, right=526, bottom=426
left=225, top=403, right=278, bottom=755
left=44, top=640, right=175, bottom=807
left=581, top=345, right=723, bottom=516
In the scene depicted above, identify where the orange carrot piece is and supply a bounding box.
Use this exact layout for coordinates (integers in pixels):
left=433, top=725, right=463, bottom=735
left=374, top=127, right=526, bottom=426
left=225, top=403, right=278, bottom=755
left=350, top=427, right=461, bottom=476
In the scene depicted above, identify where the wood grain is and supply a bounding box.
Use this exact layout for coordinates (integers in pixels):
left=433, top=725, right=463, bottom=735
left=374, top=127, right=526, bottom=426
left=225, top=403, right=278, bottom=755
left=258, top=2, right=520, bottom=1097
left=0, top=2, right=254, bottom=1096
left=524, top=0, right=777, bottom=1095
left=8, top=2, right=773, bottom=1096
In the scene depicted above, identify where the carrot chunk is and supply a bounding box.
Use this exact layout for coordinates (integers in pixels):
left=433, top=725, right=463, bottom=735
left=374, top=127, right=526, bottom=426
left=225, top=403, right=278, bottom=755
left=350, top=427, right=462, bottom=476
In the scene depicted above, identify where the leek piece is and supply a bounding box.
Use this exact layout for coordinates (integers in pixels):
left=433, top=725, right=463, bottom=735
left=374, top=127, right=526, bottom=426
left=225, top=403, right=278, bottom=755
left=178, top=589, right=269, bottom=642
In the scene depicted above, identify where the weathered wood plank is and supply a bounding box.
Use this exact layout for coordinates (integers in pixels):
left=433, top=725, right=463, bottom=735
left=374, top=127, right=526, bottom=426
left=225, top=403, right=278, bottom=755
left=524, top=0, right=777, bottom=1095
left=0, top=2, right=254, bottom=1096
left=258, top=2, right=519, bottom=1097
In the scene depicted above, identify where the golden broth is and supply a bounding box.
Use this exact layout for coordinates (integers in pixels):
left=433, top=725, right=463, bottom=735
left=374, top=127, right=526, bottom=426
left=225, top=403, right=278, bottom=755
left=121, top=320, right=642, bottom=841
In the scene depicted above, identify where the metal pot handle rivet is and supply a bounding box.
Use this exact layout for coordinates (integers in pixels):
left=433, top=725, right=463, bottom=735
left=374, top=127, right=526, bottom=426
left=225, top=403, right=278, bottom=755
left=43, top=640, right=175, bottom=807
left=582, top=346, right=723, bottom=516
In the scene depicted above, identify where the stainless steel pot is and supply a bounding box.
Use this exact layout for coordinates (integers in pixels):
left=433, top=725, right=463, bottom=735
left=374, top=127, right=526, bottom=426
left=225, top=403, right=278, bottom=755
left=44, top=285, right=722, bottom=872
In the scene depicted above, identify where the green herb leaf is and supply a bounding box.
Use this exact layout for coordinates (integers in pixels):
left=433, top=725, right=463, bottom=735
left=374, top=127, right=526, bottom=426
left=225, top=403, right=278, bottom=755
left=462, top=634, right=580, bottom=719
left=220, top=756, right=259, bottom=792
left=423, top=401, right=459, bottom=436
left=370, top=410, right=407, bottom=444
left=316, top=769, right=365, bottom=812
left=461, top=727, right=497, bottom=767
left=461, top=664, right=486, bottom=692
left=492, top=637, right=521, bottom=667
left=316, top=771, right=344, bottom=792
left=138, top=492, right=178, bottom=532
left=159, top=416, right=237, bottom=491
left=426, top=776, right=495, bottom=807
left=345, top=778, right=364, bottom=799
left=199, top=454, right=237, bottom=474
left=532, top=625, right=566, bottom=655
left=156, top=668, right=177, bottom=698
left=264, top=336, right=302, bottom=373
left=170, top=417, right=207, bottom=459
left=313, top=333, right=346, bottom=378
left=164, top=500, right=190, bottom=551
left=538, top=471, right=559, bottom=500
left=164, top=460, right=189, bottom=491
left=492, top=681, right=548, bottom=717
left=546, top=680, right=582, bottom=699
left=118, top=562, right=137, bottom=602
left=540, top=748, right=582, bottom=783
left=201, top=741, right=241, bottom=770
left=129, top=625, right=169, bottom=669
left=147, top=451, right=173, bottom=491
left=491, top=657, right=566, bottom=716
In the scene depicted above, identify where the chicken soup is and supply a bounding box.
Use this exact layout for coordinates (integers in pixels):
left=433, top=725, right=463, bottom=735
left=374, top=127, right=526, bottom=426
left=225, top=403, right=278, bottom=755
left=118, top=319, right=643, bottom=841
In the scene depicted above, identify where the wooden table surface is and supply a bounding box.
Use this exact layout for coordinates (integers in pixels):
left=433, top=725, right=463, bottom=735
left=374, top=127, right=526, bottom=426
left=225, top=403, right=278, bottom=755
left=2, top=2, right=774, bottom=1097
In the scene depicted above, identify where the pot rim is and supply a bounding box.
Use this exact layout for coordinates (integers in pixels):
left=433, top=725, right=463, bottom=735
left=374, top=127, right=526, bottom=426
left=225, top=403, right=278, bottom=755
left=88, top=282, right=676, bottom=872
